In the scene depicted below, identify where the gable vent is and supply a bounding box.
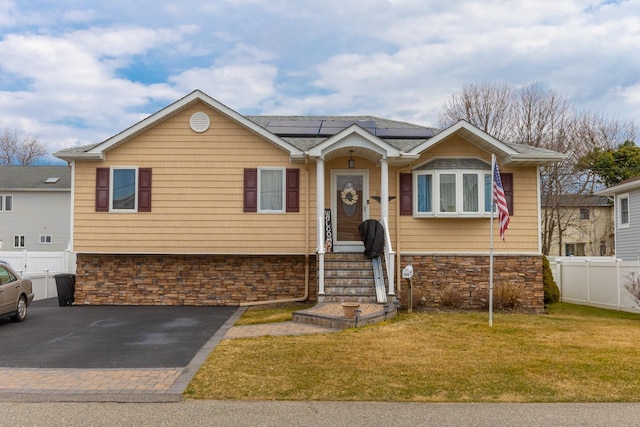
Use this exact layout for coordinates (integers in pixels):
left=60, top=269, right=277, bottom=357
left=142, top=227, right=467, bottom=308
left=190, top=112, right=211, bottom=133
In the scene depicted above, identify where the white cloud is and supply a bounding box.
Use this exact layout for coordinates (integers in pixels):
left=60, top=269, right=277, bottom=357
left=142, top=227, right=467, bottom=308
left=169, top=65, right=277, bottom=110
left=0, top=0, right=17, bottom=27
left=0, top=0, right=639, bottom=158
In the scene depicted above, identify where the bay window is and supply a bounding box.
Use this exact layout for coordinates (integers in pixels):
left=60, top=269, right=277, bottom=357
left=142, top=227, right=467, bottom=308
left=414, top=158, right=493, bottom=217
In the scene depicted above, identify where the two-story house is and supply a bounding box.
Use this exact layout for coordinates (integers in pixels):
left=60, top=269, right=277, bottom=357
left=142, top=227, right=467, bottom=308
left=0, top=166, right=71, bottom=252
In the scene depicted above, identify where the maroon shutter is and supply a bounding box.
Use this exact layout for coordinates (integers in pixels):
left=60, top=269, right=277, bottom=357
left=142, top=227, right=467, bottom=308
left=244, top=168, right=258, bottom=212
left=286, top=168, right=299, bottom=212
left=138, top=168, right=152, bottom=212
left=399, top=173, right=413, bottom=215
left=500, top=173, right=514, bottom=215
left=96, top=168, right=110, bottom=212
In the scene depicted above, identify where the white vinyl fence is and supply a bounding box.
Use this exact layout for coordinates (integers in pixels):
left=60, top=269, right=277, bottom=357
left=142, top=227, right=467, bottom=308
left=549, top=256, right=640, bottom=313
left=0, top=250, right=76, bottom=301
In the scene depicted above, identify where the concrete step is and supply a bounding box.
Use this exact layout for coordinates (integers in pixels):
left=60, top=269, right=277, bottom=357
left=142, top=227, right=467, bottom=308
left=325, top=261, right=375, bottom=270
left=324, top=284, right=376, bottom=296
left=292, top=302, right=397, bottom=329
left=320, top=252, right=388, bottom=305
left=325, top=269, right=374, bottom=279
left=319, top=295, right=379, bottom=304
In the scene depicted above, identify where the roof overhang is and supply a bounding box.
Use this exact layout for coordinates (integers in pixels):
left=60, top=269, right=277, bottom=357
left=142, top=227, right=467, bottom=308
left=407, top=120, right=566, bottom=166
left=596, top=177, right=640, bottom=196
left=54, top=90, right=304, bottom=162
left=306, top=124, right=416, bottom=165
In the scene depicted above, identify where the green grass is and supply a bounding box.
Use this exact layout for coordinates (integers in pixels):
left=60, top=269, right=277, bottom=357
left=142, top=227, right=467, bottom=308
left=185, top=303, right=640, bottom=402
left=234, top=302, right=314, bottom=325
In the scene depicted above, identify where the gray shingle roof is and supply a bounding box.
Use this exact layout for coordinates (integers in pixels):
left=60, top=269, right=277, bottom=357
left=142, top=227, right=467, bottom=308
left=0, top=166, right=71, bottom=190
left=542, top=194, right=612, bottom=207
left=54, top=110, right=563, bottom=164
left=247, top=115, right=436, bottom=152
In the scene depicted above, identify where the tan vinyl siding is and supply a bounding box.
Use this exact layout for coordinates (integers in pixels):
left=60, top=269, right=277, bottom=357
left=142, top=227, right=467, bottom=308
left=73, top=103, right=312, bottom=254
left=396, top=135, right=540, bottom=253
left=73, top=108, right=542, bottom=256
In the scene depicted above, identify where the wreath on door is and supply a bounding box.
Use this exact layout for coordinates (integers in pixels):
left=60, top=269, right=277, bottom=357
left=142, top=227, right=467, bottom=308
left=340, top=187, right=359, bottom=206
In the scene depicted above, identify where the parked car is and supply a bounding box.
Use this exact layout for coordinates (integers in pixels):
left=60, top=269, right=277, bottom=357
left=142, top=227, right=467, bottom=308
left=0, top=261, right=34, bottom=322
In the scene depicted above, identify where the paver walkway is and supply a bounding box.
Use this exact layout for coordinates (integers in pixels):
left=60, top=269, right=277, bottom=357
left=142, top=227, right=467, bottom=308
left=0, top=309, right=338, bottom=402
left=224, top=320, right=339, bottom=339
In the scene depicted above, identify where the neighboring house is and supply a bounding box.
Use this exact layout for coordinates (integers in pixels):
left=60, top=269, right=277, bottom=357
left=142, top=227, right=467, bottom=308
left=0, top=166, right=71, bottom=252
left=54, top=90, right=564, bottom=309
left=597, top=176, right=640, bottom=260
left=544, top=195, right=614, bottom=257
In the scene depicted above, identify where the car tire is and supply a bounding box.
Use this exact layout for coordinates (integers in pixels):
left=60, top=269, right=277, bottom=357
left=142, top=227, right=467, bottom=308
left=11, top=295, right=27, bottom=322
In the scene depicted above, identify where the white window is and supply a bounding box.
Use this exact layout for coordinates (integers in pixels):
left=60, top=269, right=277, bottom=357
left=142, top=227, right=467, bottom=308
left=0, top=195, right=13, bottom=212
left=579, top=208, right=590, bottom=220
left=414, top=158, right=492, bottom=217
left=618, top=194, right=630, bottom=228
left=258, top=168, right=285, bottom=212
left=14, top=235, right=25, bottom=248
left=565, top=243, right=586, bottom=256
left=39, top=235, right=52, bottom=244
left=111, top=167, right=137, bottom=212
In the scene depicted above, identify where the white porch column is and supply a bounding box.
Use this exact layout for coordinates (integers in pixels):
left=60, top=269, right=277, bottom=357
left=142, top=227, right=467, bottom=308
left=316, top=158, right=325, bottom=249
left=380, top=158, right=389, bottom=222
left=380, top=158, right=395, bottom=296
left=316, top=158, right=326, bottom=295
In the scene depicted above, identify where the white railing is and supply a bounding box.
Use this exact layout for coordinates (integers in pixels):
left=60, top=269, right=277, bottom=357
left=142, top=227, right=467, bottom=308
left=381, top=217, right=395, bottom=296
left=549, top=256, right=640, bottom=313
left=317, top=216, right=325, bottom=295
left=0, top=250, right=76, bottom=301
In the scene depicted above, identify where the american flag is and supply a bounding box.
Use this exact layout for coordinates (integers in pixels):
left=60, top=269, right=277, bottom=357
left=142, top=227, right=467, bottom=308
left=493, top=161, right=510, bottom=241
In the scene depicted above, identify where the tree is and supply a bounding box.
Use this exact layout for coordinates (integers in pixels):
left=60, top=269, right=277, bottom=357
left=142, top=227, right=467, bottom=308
left=439, top=81, right=515, bottom=141
left=439, top=81, right=637, bottom=255
left=579, top=140, right=640, bottom=187
left=0, top=127, right=48, bottom=165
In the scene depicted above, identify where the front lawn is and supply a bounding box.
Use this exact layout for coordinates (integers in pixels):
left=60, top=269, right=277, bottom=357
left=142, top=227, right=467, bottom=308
left=185, top=303, right=640, bottom=402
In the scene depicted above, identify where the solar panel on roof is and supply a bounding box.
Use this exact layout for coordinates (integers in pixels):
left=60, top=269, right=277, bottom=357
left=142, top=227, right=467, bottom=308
left=261, top=118, right=434, bottom=139
left=266, top=126, right=320, bottom=136
left=375, top=128, right=434, bottom=138
left=265, top=119, right=323, bottom=136
left=266, top=119, right=323, bottom=127
left=318, top=120, right=376, bottom=135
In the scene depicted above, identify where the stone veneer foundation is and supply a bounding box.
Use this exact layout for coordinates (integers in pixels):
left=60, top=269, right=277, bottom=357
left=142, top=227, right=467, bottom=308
left=398, top=254, right=544, bottom=312
left=74, top=254, right=316, bottom=306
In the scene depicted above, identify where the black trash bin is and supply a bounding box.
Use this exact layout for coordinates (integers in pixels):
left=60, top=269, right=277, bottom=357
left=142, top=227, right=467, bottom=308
left=54, top=274, right=76, bottom=307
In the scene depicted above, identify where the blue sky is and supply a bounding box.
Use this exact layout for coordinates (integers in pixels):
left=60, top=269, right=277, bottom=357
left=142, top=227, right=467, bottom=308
left=0, top=0, right=639, bottom=159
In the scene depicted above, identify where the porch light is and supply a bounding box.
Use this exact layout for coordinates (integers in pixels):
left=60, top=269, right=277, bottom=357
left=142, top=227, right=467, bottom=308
left=348, top=150, right=355, bottom=169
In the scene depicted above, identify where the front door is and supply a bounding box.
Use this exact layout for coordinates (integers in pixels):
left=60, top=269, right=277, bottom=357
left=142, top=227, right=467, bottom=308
left=332, top=171, right=368, bottom=251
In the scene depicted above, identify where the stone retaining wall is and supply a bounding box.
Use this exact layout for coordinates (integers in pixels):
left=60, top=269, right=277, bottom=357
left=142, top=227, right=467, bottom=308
left=74, top=254, right=316, bottom=306
left=399, top=254, right=544, bottom=312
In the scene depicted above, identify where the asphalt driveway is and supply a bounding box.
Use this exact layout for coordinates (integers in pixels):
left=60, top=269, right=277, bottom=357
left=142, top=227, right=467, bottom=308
left=0, top=298, right=237, bottom=369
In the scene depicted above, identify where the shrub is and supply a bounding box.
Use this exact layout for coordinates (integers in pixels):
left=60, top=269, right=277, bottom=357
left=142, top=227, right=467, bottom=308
left=495, top=281, right=529, bottom=310
left=478, top=281, right=530, bottom=311
left=437, top=285, right=464, bottom=308
left=542, top=255, right=560, bottom=305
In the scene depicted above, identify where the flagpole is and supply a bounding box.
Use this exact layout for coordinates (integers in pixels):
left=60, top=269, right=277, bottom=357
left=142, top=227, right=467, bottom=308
left=489, top=154, right=495, bottom=327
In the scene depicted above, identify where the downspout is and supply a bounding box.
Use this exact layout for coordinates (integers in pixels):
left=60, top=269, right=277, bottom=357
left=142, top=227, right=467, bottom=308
left=395, top=165, right=413, bottom=294
left=68, top=161, right=75, bottom=252
left=240, top=157, right=310, bottom=306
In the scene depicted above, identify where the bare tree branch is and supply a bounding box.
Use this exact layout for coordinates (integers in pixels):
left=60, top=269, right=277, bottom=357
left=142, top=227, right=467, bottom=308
left=0, top=127, right=48, bottom=165
left=437, top=81, right=638, bottom=255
